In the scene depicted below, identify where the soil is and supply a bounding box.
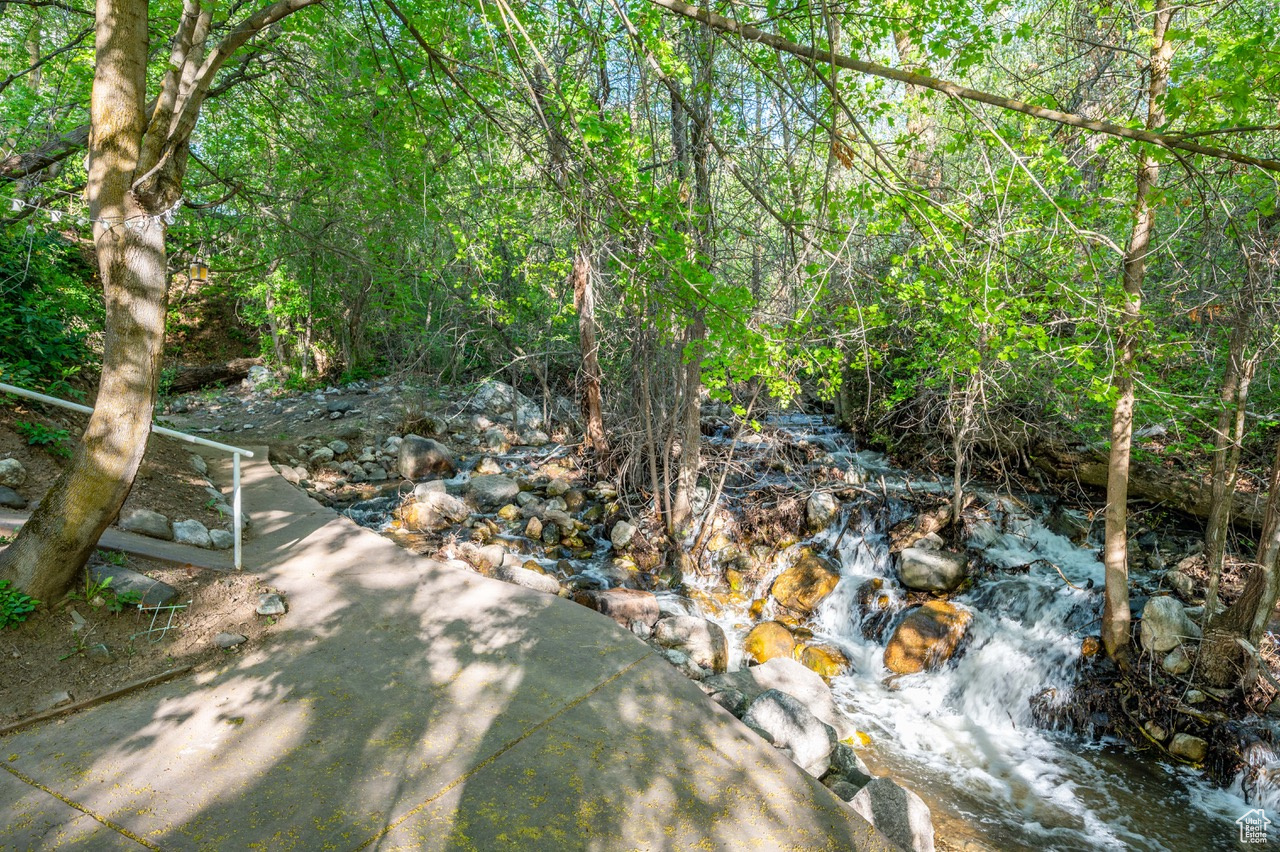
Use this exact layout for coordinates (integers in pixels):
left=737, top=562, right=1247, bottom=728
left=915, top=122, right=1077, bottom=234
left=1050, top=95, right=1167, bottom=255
left=0, top=554, right=276, bottom=725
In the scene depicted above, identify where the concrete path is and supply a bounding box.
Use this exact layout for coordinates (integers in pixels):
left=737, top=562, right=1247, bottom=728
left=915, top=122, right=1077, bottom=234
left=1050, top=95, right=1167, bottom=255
left=0, top=449, right=892, bottom=851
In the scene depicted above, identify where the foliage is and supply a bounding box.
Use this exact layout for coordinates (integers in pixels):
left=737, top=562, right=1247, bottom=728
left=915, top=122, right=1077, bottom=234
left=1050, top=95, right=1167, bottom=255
left=15, top=421, right=72, bottom=458
left=0, top=580, right=39, bottom=628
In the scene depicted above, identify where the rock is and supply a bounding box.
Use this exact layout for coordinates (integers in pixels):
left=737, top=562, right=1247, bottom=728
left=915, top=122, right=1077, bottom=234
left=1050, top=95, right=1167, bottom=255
left=652, top=616, right=729, bottom=673
left=540, top=521, right=561, bottom=545
left=857, top=578, right=897, bottom=641
left=247, top=364, right=273, bottom=388
left=173, top=519, right=213, bottom=549
left=398, top=435, right=457, bottom=480
left=742, top=689, right=834, bottom=776
left=524, top=516, right=544, bottom=540
left=1143, top=720, right=1168, bottom=741
left=120, top=509, right=173, bottom=541
left=86, top=643, right=112, bottom=663
left=827, top=742, right=873, bottom=790
left=771, top=552, right=840, bottom=615
left=401, top=491, right=471, bottom=531
left=309, top=446, right=335, bottom=465
left=1162, top=646, right=1193, bottom=675
left=545, top=496, right=568, bottom=513
left=256, top=593, right=286, bottom=616
left=610, top=520, right=637, bottom=550
left=468, top=379, right=543, bottom=428
left=474, top=457, right=503, bottom=476
left=744, top=621, right=796, bottom=664
left=326, top=399, right=355, bottom=413
left=806, top=491, right=839, bottom=531
left=208, top=529, right=234, bottom=550
left=189, top=454, right=209, bottom=476
left=481, top=428, right=509, bottom=452
left=412, top=480, right=447, bottom=499
left=1168, top=732, right=1208, bottom=763
left=520, top=429, right=550, bottom=446
left=494, top=565, right=561, bottom=595
left=546, top=478, right=570, bottom=497
left=0, top=485, right=26, bottom=509
left=0, top=457, right=27, bottom=488
left=362, top=463, right=388, bottom=482
left=87, top=563, right=177, bottom=607
left=825, top=779, right=862, bottom=802
left=576, top=588, right=660, bottom=630
left=1139, top=595, right=1200, bottom=654
left=215, top=632, right=247, bottom=649
left=798, top=644, right=851, bottom=679
left=701, top=657, right=855, bottom=740
left=1185, top=689, right=1205, bottom=704
left=327, top=439, right=349, bottom=455
left=497, top=504, right=521, bottom=521
left=898, top=547, right=968, bottom=593
left=883, top=601, right=973, bottom=674
left=37, top=691, right=73, bottom=713
left=848, top=778, right=935, bottom=852
left=1166, top=569, right=1196, bottom=600
left=467, top=475, right=520, bottom=509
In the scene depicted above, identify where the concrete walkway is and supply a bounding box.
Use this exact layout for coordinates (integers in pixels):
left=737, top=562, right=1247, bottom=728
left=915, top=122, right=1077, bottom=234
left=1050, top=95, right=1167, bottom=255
left=0, top=450, right=892, bottom=851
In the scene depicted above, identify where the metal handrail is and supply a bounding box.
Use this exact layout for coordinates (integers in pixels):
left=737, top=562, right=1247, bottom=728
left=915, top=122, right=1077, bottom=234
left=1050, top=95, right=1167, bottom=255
left=0, top=381, right=254, bottom=569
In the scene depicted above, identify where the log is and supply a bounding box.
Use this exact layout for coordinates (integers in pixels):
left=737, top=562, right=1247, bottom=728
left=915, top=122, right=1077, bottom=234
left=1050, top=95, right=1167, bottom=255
left=1031, top=439, right=1268, bottom=528
left=167, top=358, right=262, bottom=394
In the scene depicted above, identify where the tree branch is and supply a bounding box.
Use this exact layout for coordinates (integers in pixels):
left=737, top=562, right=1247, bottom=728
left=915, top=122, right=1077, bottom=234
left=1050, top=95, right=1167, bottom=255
left=647, top=0, right=1280, bottom=172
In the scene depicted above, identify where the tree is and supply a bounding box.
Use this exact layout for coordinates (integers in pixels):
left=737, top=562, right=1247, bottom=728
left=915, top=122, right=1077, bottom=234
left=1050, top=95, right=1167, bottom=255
left=0, top=0, right=320, bottom=601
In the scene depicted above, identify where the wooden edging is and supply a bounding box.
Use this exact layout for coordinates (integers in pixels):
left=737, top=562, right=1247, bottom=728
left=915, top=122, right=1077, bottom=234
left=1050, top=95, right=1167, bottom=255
left=0, top=665, right=195, bottom=738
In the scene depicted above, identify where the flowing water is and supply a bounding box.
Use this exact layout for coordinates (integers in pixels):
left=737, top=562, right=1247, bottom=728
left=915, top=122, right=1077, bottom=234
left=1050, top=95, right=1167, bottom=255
left=347, top=413, right=1277, bottom=850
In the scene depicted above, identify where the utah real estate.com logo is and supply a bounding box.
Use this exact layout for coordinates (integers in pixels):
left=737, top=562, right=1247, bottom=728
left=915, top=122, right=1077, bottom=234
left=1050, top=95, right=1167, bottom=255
left=1236, top=808, right=1272, bottom=844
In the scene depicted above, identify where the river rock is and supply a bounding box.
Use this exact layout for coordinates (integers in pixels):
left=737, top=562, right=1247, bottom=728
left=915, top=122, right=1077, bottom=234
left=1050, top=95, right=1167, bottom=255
left=398, top=435, right=456, bottom=480
left=884, top=601, right=973, bottom=674
left=412, top=480, right=446, bottom=499
left=744, top=621, right=795, bottom=664
left=215, top=632, right=247, bottom=649
left=469, top=379, right=544, bottom=428
left=327, top=439, right=349, bottom=455
left=546, top=478, right=570, bottom=497
left=1139, top=595, right=1200, bottom=654
left=1165, top=567, right=1197, bottom=601
left=576, top=587, right=660, bottom=630
left=848, top=777, right=935, bottom=852
left=309, top=446, right=335, bottom=465
left=172, top=519, right=213, bottom=548
left=610, top=520, right=637, bottom=550
left=87, top=562, right=176, bottom=607
left=474, top=457, right=503, bottom=476
left=701, top=657, right=856, bottom=741
left=494, top=564, right=561, bottom=596
left=1162, top=645, right=1192, bottom=675
left=467, top=475, right=520, bottom=509
left=209, top=529, right=234, bottom=550
left=798, top=644, right=851, bottom=679
left=0, top=457, right=26, bottom=488
left=401, top=491, right=470, bottom=531
left=652, top=616, right=728, bottom=673
left=742, top=689, right=834, bottom=777
left=189, top=453, right=209, bottom=476
left=806, top=491, right=839, bottom=530
left=771, top=552, right=840, bottom=615
left=120, top=509, right=173, bottom=541
left=898, top=547, right=968, bottom=592
left=827, top=742, right=873, bottom=790
left=326, top=399, right=355, bottom=413
left=0, top=485, right=26, bottom=509
left=256, top=593, right=286, bottom=616
left=525, top=516, right=543, bottom=540
left=1169, top=732, right=1208, bottom=763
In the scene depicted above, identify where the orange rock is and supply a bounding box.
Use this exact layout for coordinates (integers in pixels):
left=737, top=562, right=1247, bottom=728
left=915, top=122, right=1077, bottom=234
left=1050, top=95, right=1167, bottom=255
left=798, top=643, right=851, bottom=679
left=771, top=552, right=840, bottom=615
left=1081, top=636, right=1101, bottom=658
left=744, top=621, right=795, bottom=664
left=883, top=601, right=973, bottom=674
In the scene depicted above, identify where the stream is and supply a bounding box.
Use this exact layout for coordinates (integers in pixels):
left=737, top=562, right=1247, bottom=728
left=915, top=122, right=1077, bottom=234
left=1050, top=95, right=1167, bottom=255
left=346, top=412, right=1275, bottom=851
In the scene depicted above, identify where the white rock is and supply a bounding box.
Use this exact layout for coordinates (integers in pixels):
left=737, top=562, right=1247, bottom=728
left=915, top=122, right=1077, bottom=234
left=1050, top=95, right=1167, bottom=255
left=0, top=457, right=28, bottom=488
left=611, top=520, right=637, bottom=549
left=256, top=593, right=286, bottom=616
left=848, top=778, right=935, bottom=852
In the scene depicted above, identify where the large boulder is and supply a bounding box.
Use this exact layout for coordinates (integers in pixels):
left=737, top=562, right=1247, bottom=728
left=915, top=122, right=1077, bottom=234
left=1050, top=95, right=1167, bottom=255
left=652, top=616, right=729, bottom=673
left=806, top=491, right=839, bottom=531
left=467, top=475, right=521, bottom=510
left=0, top=457, right=26, bottom=488
left=576, top=588, right=661, bottom=630
left=468, top=379, right=544, bottom=429
left=401, top=491, right=471, bottom=531
left=848, top=778, right=935, bottom=852
left=897, top=547, right=968, bottom=593
left=744, top=621, right=795, bottom=665
left=119, top=509, right=173, bottom=541
left=1140, top=595, right=1201, bottom=654
left=771, top=552, right=841, bottom=615
left=701, top=657, right=856, bottom=741
left=397, top=435, right=456, bottom=480
left=884, top=601, right=973, bottom=674
left=741, top=689, right=834, bottom=777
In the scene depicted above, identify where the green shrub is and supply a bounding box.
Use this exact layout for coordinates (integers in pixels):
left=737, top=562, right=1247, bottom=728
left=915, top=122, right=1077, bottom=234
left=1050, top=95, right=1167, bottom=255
left=0, top=580, right=39, bottom=629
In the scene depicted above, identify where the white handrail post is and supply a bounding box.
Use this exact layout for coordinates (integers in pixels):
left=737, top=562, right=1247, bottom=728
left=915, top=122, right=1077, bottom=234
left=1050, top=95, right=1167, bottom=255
left=233, top=452, right=243, bottom=570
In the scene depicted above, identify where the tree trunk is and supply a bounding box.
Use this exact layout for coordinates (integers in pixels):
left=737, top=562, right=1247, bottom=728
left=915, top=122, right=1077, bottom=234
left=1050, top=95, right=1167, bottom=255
left=1102, top=0, right=1174, bottom=661
left=573, top=244, right=608, bottom=456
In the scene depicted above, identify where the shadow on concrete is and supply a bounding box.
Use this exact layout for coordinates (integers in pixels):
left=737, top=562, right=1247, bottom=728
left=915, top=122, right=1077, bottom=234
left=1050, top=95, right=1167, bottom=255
left=1, top=452, right=891, bottom=850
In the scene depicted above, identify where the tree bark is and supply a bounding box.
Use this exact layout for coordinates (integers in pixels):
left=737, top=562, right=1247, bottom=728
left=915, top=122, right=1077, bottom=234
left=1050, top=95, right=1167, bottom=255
left=1101, top=0, right=1174, bottom=661
left=573, top=244, right=608, bottom=456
